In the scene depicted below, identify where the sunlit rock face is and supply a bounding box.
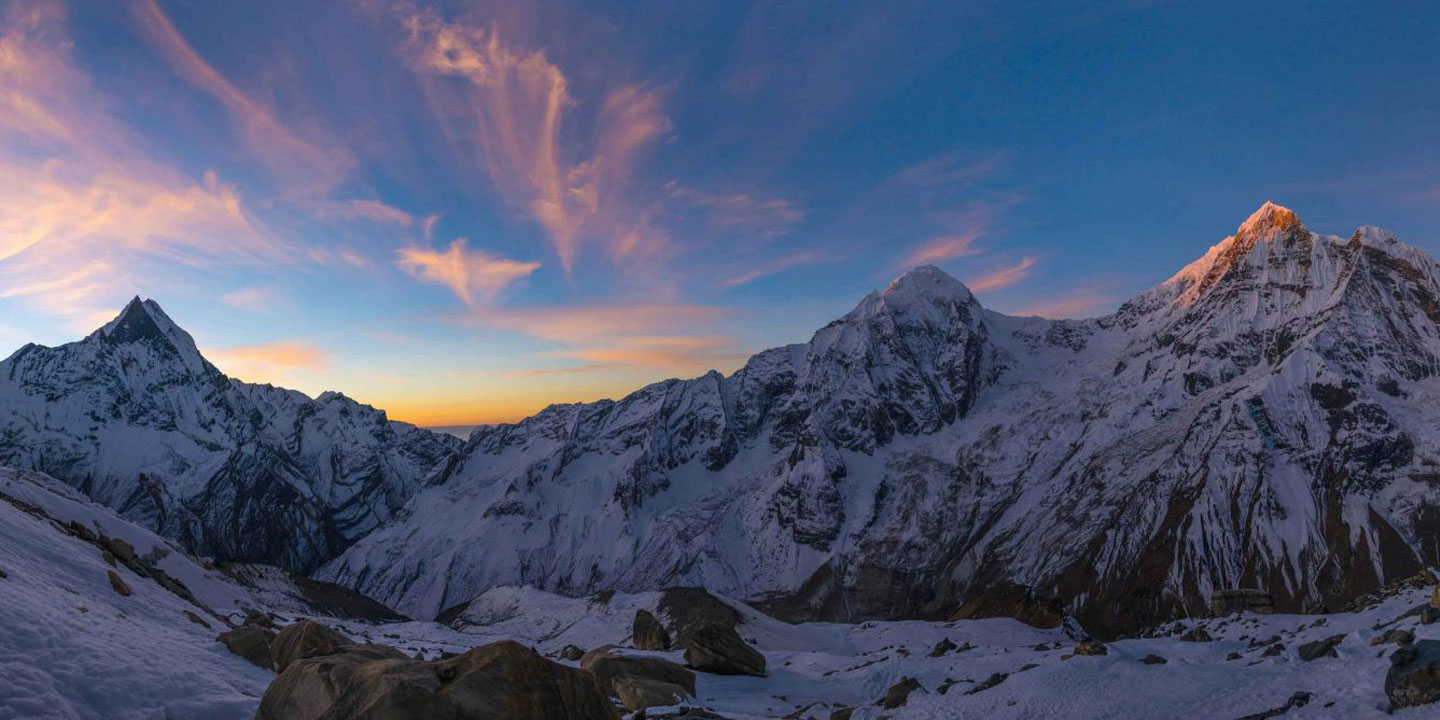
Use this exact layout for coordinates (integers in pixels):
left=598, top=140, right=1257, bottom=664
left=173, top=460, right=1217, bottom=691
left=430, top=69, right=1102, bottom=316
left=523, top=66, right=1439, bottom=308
left=320, top=204, right=1440, bottom=636
left=0, top=298, right=461, bottom=572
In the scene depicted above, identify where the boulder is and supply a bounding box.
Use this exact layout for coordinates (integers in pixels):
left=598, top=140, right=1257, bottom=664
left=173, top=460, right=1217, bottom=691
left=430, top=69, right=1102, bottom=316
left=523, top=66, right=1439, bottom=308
left=217, top=625, right=277, bottom=670
left=634, top=609, right=671, bottom=651
left=1387, top=639, right=1440, bottom=711
left=1140, top=654, right=1167, bottom=665
left=581, top=646, right=696, bottom=696
left=244, top=608, right=278, bottom=629
left=1297, top=634, right=1344, bottom=661
left=878, top=677, right=922, bottom=709
left=106, top=537, right=137, bottom=564
left=1371, top=629, right=1415, bottom=647
left=1179, top=627, right=1213, bottom=642
left=613, top=676, right=690, bottom=711
left=929, top=638, right=957, bottom=657
left=257, top=641, right=619, bottom=720
left=658, top=587, right=743, bottom=646
left=1072, top=641, right=1108, bottom=656
left=682, top=624, right=766, bottom=677
left=106, top=570, right=131, bottom=597
left=560, top=645, right=586, bottom=661
left=271, top=620, right=350, bottom=672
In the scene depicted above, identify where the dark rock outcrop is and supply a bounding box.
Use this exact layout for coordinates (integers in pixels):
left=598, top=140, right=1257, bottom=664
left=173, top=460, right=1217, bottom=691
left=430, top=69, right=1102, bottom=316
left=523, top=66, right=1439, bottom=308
left=1387, top=640, right=1440, bottom=711
left=682, top=624, right=766, bottom=677
left=217, top=625, right=276, bottom=670
left=1297, top=635, right=1344, bottom=661
left=581, top=646, right=697, bottom=696
left=106, top=570, right=131, bottom=597
left=613, top=676, right=691, bottom=711
left=878, top=677, right=922, bottom=709
left=1210, top=589, right=1275, bottom=616
left=256, top=641, right=618, bottom=720
left=658, top=587, right=743, bottom=646
left=634, top=609, right=671, bottom=650
left=271, top=620, right=350, bottom=672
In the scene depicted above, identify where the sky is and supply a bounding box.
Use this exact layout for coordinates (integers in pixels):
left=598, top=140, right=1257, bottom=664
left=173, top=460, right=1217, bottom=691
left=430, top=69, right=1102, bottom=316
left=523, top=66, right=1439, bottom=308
left=1, top=0, right=1438, bottom=426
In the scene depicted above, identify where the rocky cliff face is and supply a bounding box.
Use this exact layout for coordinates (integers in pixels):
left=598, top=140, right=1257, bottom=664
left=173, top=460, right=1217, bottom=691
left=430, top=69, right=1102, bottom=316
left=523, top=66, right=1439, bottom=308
left=0, top=299, right=460, bottom=571
left=319, top=203, right=1440, bottom=635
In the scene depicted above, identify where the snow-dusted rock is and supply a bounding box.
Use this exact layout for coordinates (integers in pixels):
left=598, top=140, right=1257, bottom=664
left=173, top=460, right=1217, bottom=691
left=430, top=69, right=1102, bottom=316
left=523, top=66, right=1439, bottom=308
left=0, top=299, right=461, bottom=571
left=323, top=204, right=1440, bottom=636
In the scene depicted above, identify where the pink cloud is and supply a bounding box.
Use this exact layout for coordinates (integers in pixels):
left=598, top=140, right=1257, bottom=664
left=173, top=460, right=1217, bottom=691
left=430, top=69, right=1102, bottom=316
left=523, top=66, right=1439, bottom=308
left=722, top=252, right=833, bottom=287
left=396, top=239, right=540, bottom=305
left=968, top=256, right=1037, bottom=293
left=898, top=232, right=983, bottom=268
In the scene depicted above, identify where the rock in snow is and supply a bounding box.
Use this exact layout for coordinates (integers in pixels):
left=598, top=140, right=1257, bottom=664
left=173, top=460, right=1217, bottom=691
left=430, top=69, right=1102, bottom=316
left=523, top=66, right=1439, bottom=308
left=320, top=204, right=1440, bottom=638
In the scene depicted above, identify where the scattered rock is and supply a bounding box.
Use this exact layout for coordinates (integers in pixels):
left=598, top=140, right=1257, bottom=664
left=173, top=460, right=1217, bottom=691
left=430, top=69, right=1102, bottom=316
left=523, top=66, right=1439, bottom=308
left=581, top=646, right=697, bottom=696
left=878, top=677, right=921, bottom=709
left=560, top=645, right=586, bottom=661
left=633, top=609, right=671, bottom=651
left=106, top=570, right=131, bottom=597
left=184, top=610, right=212, bottom=629
left=1371, top=629, right=1415, bottom=647
left=829, top=709, right=855, bottom=720
left=257, top=640, right=619, bottom=720
left=1210, top=589, right=1276, bottom=616
left=244, top=608, right=278, bottom=629
left=106, top=537, right=136, bottom=564
left=1180, top=627, right=1214, bottom=643
left=0, top=566, right=7, bottom=579
left=1423, top=607, right=1440, bottom=625
left=1387, top=639, right=1440, bottom=711
left=1234, top=691, right=1313, bottom=720
left=1261, top=643, right=1285, bottom=658
left=967, top=672, right=1008, bottom=695
left=1298, top=635, right=1345, bottom=661
left=929, top=638, right=957, bottom=657
left=937, top=678, right=958, bottom=694
left=1227, top=652, right=1242, bottom=661
left=217, top=625, right=276, bottom=670
left=271, top=619, right=350, bottom=672
left=613, top=676, right=691, bottom=711
left=1073, top=641, right=1108, bottom=656
left=101, top=550, right=116, bottom=566
left=1141, top=654, right=1168, bottom=665
left=682, top=624, right=766, bottom=677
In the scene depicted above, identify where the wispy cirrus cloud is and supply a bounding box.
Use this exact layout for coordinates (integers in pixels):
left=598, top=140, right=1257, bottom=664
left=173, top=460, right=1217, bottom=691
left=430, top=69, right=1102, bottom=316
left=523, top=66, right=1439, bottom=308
left=722, top=251, right=834, bottom=288
left=897, top=232, right=983, bottom=268
left=131, top=0, right=354, bottom=194
left=397, top=239, right=540, bottom=306
left=968, top=256, right=1037, bottom=293
left=221, top=286, right=283, bottom=312
left=0, top=0, right=285, bottom=329
left=1011, top=288, right=1116, bottom=319
left=398, top=10, right=671, bottom=273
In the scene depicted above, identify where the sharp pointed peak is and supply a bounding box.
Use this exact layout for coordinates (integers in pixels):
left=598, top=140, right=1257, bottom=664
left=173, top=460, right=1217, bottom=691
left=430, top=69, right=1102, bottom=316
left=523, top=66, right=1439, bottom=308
left=93, top=296, right=208, bottom=374
left=1236, top=201, right=1303, bottom=238
left=883, top=264, right=973, bottom=300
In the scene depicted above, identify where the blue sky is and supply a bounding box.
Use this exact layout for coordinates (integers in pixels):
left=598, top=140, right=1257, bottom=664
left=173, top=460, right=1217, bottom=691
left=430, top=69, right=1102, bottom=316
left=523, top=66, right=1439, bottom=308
left=1, top=0, right=1438, bottom=424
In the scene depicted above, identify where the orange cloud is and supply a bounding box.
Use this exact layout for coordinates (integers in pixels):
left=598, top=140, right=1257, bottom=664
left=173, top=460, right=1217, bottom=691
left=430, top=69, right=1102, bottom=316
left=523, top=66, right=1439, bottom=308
left=206, top=340, right=330, bottom=384
left=131, top=0, right=353, bottom=194
left=1011, top=289, right=1116, bottom=319
left=397, top=239, right=540, bottom=305
left=898, top=232, right=983, bottom=268
left=968, top=256, right=1036, bottom=293
left=399, top=11, right=671, bottom=272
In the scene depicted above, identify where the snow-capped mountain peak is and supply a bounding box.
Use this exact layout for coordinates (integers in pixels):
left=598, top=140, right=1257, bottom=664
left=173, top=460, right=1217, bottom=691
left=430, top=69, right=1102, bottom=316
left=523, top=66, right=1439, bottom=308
left=92, top=296, right=209, bottom=376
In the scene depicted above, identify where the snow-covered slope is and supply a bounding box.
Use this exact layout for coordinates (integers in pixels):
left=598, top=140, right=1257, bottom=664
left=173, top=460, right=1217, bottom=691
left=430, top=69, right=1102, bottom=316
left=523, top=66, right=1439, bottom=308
left=0, top=299, right=461, bottom=572
left=323, top=203, right=1440, bottom=636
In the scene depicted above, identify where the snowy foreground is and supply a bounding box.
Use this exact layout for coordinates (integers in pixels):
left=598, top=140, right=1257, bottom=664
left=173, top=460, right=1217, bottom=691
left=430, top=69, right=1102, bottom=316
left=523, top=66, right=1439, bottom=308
left=2, top=465, right=1438, bottom=719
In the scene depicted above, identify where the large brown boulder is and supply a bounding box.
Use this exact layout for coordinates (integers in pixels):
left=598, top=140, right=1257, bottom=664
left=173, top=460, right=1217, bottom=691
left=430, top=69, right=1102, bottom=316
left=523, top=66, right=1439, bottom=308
left=272, top=620, right=351, bottom=672
left=682, top=624, right=766, bottom=677
left=658, top=587, right=743, bottom=646
left=633, top=609, right=671, bottom=650
left=612, top=675, right=690, bottom=711
left=1388, top=640, right=1440, bottom=711
left=581, top=646, right=696, bottom=696
left=257, top=641, right=619, bottom=720
left=217, top=625, right=276, bottom=670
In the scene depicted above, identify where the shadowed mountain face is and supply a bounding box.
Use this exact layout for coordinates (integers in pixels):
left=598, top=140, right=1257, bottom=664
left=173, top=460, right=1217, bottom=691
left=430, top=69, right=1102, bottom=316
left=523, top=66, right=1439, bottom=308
left=0, top=298, right=461, bottom=572
left=320, top=204, right=1440, bottom=636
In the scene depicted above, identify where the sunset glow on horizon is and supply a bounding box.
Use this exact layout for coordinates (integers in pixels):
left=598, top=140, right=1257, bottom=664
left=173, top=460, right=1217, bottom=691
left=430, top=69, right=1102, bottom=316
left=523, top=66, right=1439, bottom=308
left=3, top=0, right=1438, bottom=426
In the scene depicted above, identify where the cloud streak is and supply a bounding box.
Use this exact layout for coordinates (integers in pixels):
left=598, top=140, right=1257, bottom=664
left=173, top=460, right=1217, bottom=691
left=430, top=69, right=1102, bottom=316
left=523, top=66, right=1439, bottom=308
left=397, top=239, right=540, bottom=306
left=968, top=256, right=1036, bottom=293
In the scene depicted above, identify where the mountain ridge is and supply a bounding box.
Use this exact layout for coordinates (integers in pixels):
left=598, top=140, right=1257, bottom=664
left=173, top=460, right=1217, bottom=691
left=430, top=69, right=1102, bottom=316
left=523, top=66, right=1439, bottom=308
left=319, top=203, right=1440, bottom=637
